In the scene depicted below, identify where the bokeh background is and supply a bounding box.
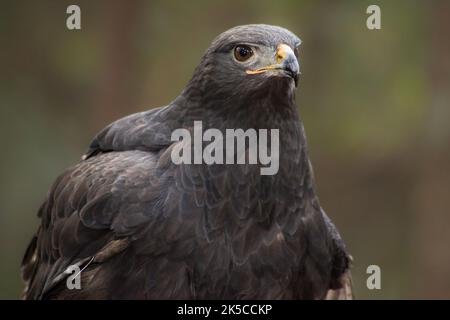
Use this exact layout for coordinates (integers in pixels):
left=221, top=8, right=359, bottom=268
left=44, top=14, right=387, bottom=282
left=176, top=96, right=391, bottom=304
left=1, top=0, right=449, bottom=299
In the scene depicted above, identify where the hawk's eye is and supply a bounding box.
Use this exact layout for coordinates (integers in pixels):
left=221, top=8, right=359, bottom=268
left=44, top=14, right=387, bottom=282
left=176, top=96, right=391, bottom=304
left=234, top=45, right=253, bottom=62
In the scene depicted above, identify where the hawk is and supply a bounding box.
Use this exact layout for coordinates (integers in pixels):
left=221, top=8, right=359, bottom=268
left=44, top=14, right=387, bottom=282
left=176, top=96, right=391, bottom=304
left=22, top=24, right=353, bottom=299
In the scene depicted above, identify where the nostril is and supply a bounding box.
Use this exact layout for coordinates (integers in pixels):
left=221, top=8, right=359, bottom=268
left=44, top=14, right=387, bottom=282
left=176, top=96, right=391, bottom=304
left=276, top=53, right=284, bottom=63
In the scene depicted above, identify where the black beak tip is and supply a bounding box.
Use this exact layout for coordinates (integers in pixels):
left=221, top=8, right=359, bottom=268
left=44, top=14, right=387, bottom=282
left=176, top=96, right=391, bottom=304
left=282, top=58, right=300, bottom=87
left=284, top=69, right=299, bottom=86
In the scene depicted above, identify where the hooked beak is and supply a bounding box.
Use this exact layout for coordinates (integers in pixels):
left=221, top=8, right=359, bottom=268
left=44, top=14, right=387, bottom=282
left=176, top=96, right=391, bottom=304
left=246, top=44, right=300, bottom=86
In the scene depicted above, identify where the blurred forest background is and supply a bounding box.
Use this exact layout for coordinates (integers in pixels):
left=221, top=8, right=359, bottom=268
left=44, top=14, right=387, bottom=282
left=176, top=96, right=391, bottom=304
left=1, top=0, right=450, bottom=299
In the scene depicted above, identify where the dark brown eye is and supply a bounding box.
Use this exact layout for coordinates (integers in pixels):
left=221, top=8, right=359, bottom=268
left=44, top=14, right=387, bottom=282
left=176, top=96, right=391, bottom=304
left=234, top=45, right=253, bottom=62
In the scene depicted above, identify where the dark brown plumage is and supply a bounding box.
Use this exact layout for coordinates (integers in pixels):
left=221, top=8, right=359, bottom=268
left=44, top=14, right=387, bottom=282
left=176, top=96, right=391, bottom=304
left=22, top=24, right=352, bottom=299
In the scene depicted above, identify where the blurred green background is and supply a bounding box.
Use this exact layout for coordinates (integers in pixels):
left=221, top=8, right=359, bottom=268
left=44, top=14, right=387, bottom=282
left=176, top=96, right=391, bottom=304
left=1, top=0, right=450, bottom=299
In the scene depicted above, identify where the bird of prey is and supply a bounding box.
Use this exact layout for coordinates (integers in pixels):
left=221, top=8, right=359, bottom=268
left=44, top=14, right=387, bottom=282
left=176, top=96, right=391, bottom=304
left=21, top=24, right=353, bottom=299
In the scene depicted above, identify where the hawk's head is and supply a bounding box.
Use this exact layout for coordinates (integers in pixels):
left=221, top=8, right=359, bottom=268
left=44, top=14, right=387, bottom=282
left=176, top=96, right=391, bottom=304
left=187, top=24, right=301, bottom=103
